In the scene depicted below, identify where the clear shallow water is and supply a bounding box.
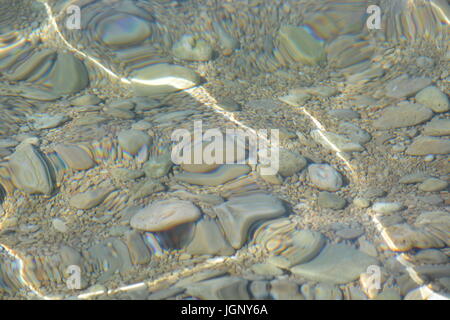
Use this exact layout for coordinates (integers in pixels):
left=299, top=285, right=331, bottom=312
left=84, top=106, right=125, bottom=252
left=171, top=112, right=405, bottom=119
left=0, top=0, right=449, bottom=300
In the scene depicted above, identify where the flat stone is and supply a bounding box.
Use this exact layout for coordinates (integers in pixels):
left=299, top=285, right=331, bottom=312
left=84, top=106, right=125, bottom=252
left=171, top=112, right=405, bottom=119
left=69, top=187, right=113, bottom=210
left=278, top=149, right=307, bottom=177
left=216, top=98, right=241, bottom=112
left=318, top=191, right=346, bottom=210
left=143, top=153, right=173, bottom=178
left=110, top=168, right=144, bottom=182
left=415, top=86, right=449, bottom=113
left=278, top=90, right=311, bottom=107
left=117, top=129, right=151, bottom=155
left=384, top=75, right=431, bottom=99
left=104, top=108, right=135, bottom=120
left=30, top=113, right=70, bottom=130
left=372, top=202, right=403, bottom=214
left=399, top=172, right=430, bottom=184
left=130, top=199, right=201, bottom=232
left=422, top=119, right=450, bottom=136
left=98, top=13, right=151, bottom=47
left=8, top=143, right=53, bottom=195
left=291, top=244, right=379, bottom=284
left=406, top=136, right=450, bottom=155
left=373, top=103, right=434, bottom=130
left=54, top=144, right=95, bottom=170
left=213, top=193, right=285, bottom=249
left=328, top=109, right=360, bottom=120
left=49, top=52, right=89, bottom=95
left=130, top=63, right=201, bottom=96
left=338, top=122, right=371, bottom=144
left=305, top=86, right=338, bottom=97
left=184, top=276, right=250, bottom=300
left=70, top=94, right=101, bottom=106
left=266, top=228, right=326, bottom=268
left=185, top=217, right=235, bottom=256
left=308, top=164, right=343, bottom=192
left=153, top=110, right=195, bottom=123
left=108, top=100, right=135, bottom=110
left=130, top=179, right=165, bottom=201
left=418, top=178, right=448, bottom=192
left=353, top=197, right=371, bottom=208
left=125, top=231, right=151, bottom=265
left=335, top=227, right=364, bottom=240
left=131, top=120, right=152, bottom=131
left=277, top=25, right=326, bottom=65
left=175, top=164, right=251, bottom=186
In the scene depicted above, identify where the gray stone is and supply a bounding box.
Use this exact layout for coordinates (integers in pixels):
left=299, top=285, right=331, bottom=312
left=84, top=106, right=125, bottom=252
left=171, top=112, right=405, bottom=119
left=308, top=164, right=343, bottom=191
left=338, top=122, right=371, bottom=144
left=415, top=86, right=449, bottom=113
left=335, top=227, right=364, bottom=240
left=30, top=113, right=70, bottom=130
left=143, top=153, right=172, bottom=178
left=278, top=149, right=307, bottom=177
left=185, top=217, right=235, bottom=256
left=328, top=109, right=360, bottom=120
left=372, top=202, right=403, bottom=214
left=399, top=172, right=429, bottom=184
left=117, top=129, right=151, bottom=155
left=216, top=98, right=241, bottom=112
left=49, top=53, right=89, bottom=95
left=8, top=143, right=53, bottom=195
left=184, top=276, right=250, bottom=300
left=406, top=136, right=450, bottom=155
left=277, top=25, right=326, bottom=65
left=418, top=178, right=448, bottom=192
left=373, top=103, right=434, bottom=129
left=110, top=168, right=144, bottom=182
left=54, top=144, right=95, bottom=170
left=130, top=179, right=165, bottom=201
left=291, top=244, right=379, bottom=284
left=384, top=75, right=431, bottom=99
left=213, top=193, right=285, bottom=249
left=423, top=119, right=450, bottom=136
left=125, top=231, right=151, bottom=265
left=69, top=187, right=113, bottom=210
left=318, top=191, right=346, bottom=210
left=70, top=94, right=101, bottom=106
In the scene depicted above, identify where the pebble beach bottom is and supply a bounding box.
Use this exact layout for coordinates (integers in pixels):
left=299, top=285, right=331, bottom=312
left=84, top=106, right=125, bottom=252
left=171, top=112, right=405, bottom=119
left=0, top=0, right=449, bottom=300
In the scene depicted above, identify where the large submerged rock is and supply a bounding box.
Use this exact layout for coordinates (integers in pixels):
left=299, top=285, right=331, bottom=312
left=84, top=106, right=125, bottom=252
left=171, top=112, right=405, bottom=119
left=8, top=143, right=54, bottom=195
